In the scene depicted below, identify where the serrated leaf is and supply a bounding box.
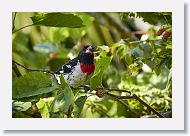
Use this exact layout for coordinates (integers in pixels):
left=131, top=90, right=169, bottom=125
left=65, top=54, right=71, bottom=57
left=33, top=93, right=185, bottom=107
left=13, top=72, right=56, bottom=99
left=90, top=56, right=112, bottom=90
left=49, top=76, right=74, bottom=113
left=96, top=56, right=112, bottom=69
left=74, top=95, right=87, bottom=118
left=90, top=69, right=104, bottom=91
left=31, top=13, right=84, bottom=28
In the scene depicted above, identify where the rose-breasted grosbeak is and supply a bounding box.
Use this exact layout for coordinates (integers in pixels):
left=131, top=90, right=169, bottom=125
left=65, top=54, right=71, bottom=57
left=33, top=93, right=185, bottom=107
left=55, top=45, right=95, bottom=88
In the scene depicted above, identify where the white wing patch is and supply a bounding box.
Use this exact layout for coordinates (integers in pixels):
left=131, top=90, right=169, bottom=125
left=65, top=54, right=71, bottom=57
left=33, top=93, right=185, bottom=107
left=66, top=65, right=71, bottom=68
left=59, top=70, right=64, bottom=74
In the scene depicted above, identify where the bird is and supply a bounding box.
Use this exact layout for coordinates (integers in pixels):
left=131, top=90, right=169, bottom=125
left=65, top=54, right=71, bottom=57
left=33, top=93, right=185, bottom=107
left=54, top=45, right=95, bottom=88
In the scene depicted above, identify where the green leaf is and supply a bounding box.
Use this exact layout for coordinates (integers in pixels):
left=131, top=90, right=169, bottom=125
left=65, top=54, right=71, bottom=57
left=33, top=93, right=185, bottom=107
left=13, top=72, right=56, bottom=99
left=90, top=69, right=103, bottom=91
left=31, top=13, right=84, bottom=28
left=95, top=56, right=112, bottom=73
left=130, top=47, right=143, bottom=57
left=15, top=95, right=41, bottom=103
left=12, top=101, right=32, bottom=112
left=60, top=75, right=68, bottom=87
left=139, top=43, right=152, bottom=53
left=90, top=56, right=112, bottom=90
left=36, top=99, right=50, bottom=118
left=74, top=95, right=87, bottom=118
left=49, top=76, right=74, bottom=113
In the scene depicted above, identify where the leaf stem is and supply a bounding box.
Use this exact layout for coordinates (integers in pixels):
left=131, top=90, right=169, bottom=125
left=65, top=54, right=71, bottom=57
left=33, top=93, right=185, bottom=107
left=12, top=24, right=34, bottom=33
left=12, top=60, right=54, bottom=75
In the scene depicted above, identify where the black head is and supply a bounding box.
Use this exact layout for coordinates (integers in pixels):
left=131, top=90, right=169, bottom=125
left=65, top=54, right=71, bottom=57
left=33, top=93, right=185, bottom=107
left=78, top=45, right=95, bottom=64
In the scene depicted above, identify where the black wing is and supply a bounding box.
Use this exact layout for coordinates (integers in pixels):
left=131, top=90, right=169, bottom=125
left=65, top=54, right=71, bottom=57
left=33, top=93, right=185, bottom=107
left=55, top=57, right=79, bottom=75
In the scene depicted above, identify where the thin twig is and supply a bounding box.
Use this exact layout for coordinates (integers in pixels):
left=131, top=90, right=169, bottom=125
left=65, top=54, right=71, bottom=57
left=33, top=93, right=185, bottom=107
left=12, top=12, right=17, bottom=31
left=12, top=60, right=54, bottom=75
left=12, top=61, right=22, bottom=77
left=94, top=87, right=164, bottom=118
left=128, top=31, right=147, bottom=35
left=12, top=24, right=34, bottom=33
left=96, top=87, right=131, bottom=95
left=101, top=13, right=139, bottom=40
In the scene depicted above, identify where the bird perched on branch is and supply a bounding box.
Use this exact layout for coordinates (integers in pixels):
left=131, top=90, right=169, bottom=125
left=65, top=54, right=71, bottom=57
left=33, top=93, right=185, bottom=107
left=55, top=45, right=95, bottom=88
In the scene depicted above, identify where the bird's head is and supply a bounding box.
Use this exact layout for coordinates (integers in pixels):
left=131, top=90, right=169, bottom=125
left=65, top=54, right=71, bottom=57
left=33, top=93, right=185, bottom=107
left=78, top=45, right=95, bottom=64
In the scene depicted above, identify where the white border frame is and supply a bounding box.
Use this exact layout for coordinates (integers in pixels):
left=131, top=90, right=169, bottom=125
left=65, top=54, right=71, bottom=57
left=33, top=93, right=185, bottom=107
left=0, top=0, right=184, bottom=130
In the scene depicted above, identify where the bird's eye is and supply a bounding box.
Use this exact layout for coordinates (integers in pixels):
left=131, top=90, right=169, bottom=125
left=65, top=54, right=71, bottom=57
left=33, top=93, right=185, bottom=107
left=84, top=46, right=88, bottom=49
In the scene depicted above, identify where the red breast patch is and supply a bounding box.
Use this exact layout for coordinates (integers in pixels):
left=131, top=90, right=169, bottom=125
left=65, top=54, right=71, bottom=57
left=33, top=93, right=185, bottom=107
left=80, top=63, right=95, bottom=75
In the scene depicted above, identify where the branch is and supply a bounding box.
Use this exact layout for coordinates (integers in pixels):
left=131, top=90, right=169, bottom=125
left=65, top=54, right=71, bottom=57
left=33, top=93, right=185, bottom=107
left=94, top=87, right=164, bottom=118
left=132, top=94, right=164, bottom=118
left=12, top=60, right=54, bottom=75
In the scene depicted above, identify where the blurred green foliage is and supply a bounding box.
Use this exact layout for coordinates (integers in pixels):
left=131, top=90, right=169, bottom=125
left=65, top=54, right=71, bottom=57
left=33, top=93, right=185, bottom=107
left=12, top=12, right=172, bottom=118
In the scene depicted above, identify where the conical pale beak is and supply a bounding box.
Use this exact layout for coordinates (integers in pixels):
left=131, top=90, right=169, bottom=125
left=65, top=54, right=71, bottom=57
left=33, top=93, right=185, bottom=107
left=85, top=49, right=92, bottom=54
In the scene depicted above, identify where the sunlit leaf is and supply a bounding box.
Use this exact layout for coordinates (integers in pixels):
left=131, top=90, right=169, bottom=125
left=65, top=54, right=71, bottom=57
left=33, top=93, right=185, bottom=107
left=74, top=95, right=87, bottom=118
left=36, top=99, right=50, bottom=118
left=13, top=72, right=56, bottom=99
left=49, top=76, right=74, bottom=113
left=31, top=13, right=84, bottom=28
left=12, top=101, right=31, bottom=112
left=90, top=56, right=112, bottom=90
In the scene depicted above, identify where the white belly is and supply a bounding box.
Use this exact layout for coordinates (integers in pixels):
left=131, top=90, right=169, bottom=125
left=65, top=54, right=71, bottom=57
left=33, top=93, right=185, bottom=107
left=64, top=64, right=87, bottom=88
left=55, top=64, right=87, bottom=88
